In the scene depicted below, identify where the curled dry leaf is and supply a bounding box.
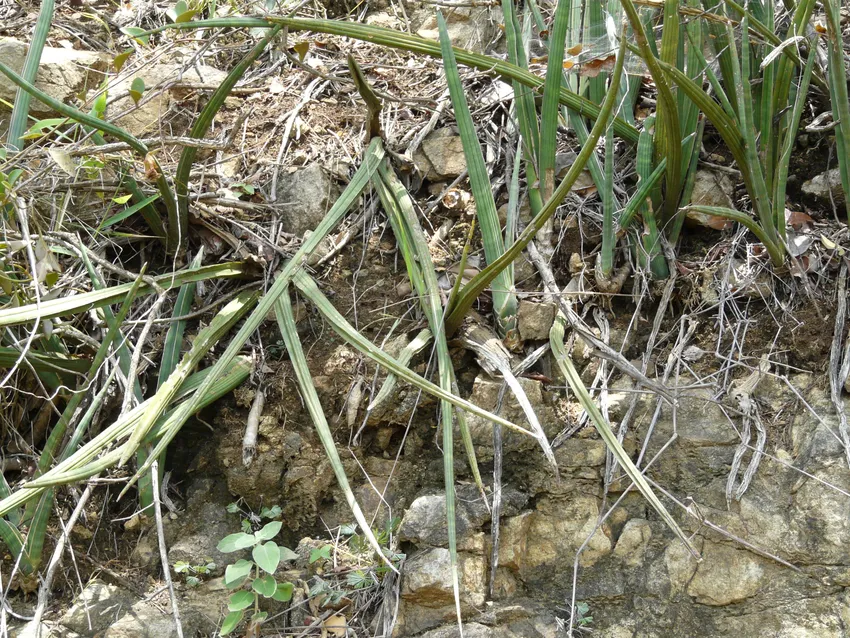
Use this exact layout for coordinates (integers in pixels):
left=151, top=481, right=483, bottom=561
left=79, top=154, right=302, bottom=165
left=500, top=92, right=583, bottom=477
left=48, top=149, right=75, bottom=177
left=143, top=152, right=160, bottom=180
left=790, top=254, right=821, bottom=277
left=785, top=209, right=814, bottom=231
left=441, top=187, right=470, bottom=211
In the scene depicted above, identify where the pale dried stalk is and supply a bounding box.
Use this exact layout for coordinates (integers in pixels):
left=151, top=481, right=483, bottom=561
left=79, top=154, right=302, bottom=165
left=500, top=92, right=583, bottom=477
left=242, top=389, right=265, bottom=467
left=726, top=355, right=770, bottom=503
left=151, top=461, right=183, bottom=638
left=31, top=484, right=94, bottom=638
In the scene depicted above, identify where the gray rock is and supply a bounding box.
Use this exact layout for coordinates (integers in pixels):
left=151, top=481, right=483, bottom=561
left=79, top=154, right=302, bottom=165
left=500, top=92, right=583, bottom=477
left=802, top=168, right=844, bottom=202
left=105, top=580, right=223, bottom=638
left=130, top=532, right=158, bottom=569
left=0, top=38, right=108, bottom=117
left=277, top=164, right=341, bottom=235
left=517, top=301, right=557, bottom=341
left=108, top=61, right=227, bottom=136
left=414, top=129, right=467, bottom=181
left=104, top=605, right=178, bottom=638
left=166, top=479, right=236, bottom=576
left=399, top=484, right=527, bottom=547
left=60, top=580, right=136, bottom=636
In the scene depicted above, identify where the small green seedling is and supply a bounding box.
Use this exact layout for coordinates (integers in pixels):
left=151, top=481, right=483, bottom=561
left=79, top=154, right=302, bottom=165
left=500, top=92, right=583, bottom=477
left=309, top=545, right=332, bottom=565
left=216, top=520, right=297, bottom=636
left=574, top=601, right=593, bottom=628
left=226, top=500, right=282, bottom=535
left=173, top=558, right=216, bottom=587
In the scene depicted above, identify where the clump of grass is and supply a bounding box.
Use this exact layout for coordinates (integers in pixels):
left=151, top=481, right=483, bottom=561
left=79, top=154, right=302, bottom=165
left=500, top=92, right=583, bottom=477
left=657, top=0, right=820, bottom=266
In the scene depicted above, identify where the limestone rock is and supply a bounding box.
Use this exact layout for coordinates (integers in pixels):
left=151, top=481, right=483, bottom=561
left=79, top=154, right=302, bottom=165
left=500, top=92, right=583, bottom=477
left=414, top=8, right=500, bottom=55
left=664, top=538, right=702, bottom=596
left=525, top=499, right=612, bottom=569
left=687, top=542, right=767, bottom=606
left=554, top=438, right=607, bottom=473
left=277, top=164, right=341, bottom=235
left=715, top=593, right=850, bottom=637
left=802, top=168, right=844, bottom=202
left=108, top=61, right=227, bottom=136
left=420, top=623, right=493, bottom=638
left=497, top=511, right=533, bottom=571
left=401, top=547, right=487, bottom=609
left=0, top=38, right=108, bottom=117
left=517, top=301, right=557, bottom=341
left=414, top=129, right=467, bottom=181
left=60, top=580, right=136, bottom=636
left=613, top=519, right=652, bottom=567
left=499, top=496, right=612, bottom=578
left=465, top=375, right=559, bottom=461
left=608, top=383, right=738, bottom=447
left=690, top=169, right=735, bottom=210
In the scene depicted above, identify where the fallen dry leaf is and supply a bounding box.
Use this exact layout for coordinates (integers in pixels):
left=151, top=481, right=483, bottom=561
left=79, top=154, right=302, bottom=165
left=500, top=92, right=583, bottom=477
left=785, top=209, right=814, bottom=231
left=321, top=613, right=347, bottom=638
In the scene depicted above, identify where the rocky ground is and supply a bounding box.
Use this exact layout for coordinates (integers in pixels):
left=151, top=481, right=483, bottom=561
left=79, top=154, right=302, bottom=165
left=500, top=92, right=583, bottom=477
left=2, top=1, right=850, bottom=637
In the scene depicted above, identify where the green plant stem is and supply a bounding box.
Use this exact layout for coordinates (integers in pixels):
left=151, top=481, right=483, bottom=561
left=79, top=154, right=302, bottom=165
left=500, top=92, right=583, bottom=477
left=619, top=0, right=682, bottom=223
left=437, top=12, right=517, bottom=342
left=823, top=0, right=850, bottom=214
left=445, top=32, right=628, bottom=335
left=600, top=119, right=615, bottom=278
left=684, top=205, right=784, bottom=265
left=0, top=262, right=246, bottom=327
left=276, top=291, right=398, bottom=574
left=539, top=0, right=571, bottom=200
left=7, top=0, right=54, bottom=152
